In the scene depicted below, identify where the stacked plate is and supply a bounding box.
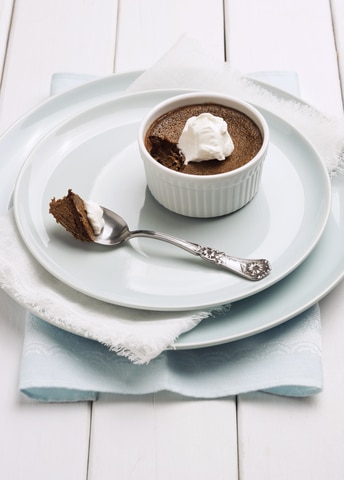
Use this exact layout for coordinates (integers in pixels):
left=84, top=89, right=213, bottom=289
left=2, top=72, right=344, bottom=349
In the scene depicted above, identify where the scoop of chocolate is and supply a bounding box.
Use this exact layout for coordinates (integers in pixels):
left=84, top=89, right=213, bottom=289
left=49, top=189, right=95, bottom=242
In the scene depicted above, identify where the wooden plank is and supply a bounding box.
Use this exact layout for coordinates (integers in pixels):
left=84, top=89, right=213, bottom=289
left=0, top=0, right=119, bottom=133
left=0, top=0, right=14, bottom=81
left=89, top=393, right=238, bottom=480
left=0, top=1, right=120, bottom=478
left=114, top=0, right=225, bottom=72
left=331, top=0, right=344, bottom=101
left=225, top=0, right=342, bottom=116
left=237, top=281, right=344, bottom=480
left=91, top=3, right=238, bottom=479
left=226, top=0, right=344, bottom=478
left=0, top=291, right=91, bottom=480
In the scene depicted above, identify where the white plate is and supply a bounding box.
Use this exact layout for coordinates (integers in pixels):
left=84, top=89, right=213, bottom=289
left=13, top=89, right=330, bottom=310
left=0, top=70, right=342, bottom=348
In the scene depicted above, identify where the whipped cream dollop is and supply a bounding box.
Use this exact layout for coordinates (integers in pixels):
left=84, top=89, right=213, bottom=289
left=178, top=112, right=234, bottom=165
left=84, top=200, right=105, bottom=235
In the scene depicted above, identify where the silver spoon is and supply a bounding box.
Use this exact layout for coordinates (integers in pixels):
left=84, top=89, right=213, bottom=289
left=92, top=206, right=271, bottom=281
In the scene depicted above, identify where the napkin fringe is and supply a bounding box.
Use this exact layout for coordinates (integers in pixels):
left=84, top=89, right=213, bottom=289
left=0, top=236, right=230, bottom=365
left=104, top=304, right=231, bottom=364
left=240, top=76, right=344, bottom=176
left=1, top=211, right=233, bottom=364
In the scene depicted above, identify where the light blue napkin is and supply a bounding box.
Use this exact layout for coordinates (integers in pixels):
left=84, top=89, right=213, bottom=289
left=18, top=71, right=323, bottom=401
left=21, top=305, right=322, bottom=401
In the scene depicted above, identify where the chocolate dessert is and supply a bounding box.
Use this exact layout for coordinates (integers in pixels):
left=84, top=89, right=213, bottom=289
left=145, top=103, right=263, bottom=175
left=49, top=189, right=95, bottom=242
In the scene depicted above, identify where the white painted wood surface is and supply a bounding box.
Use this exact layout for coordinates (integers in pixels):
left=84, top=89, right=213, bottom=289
left=0, top=0, right=343, bottom=479
left=114, top=0, right=225, bottom=72
left=225, top=0, right=342, bottom=116
left=0, top=0, right=13, bottom=81
left=89, top=394, right=237, bottom=480
left=0, top=0, right=119, bottom=133
left=332, top=0, right=344, bottom=94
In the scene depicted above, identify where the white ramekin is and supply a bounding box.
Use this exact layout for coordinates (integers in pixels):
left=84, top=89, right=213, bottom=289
left=138, top=92, right=269, bottom=218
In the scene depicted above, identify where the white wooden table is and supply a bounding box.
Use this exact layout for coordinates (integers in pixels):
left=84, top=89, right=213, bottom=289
left=1, top=1, right=344, bottom=478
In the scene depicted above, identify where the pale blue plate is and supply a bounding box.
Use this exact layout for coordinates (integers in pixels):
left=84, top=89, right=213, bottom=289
left=13, top=89, right=330, bottom=311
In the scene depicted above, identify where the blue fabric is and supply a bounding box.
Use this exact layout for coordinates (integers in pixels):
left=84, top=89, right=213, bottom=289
left=20, top=305, right=322, bottom=402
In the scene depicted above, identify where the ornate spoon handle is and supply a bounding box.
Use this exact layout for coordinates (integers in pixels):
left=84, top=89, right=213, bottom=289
left=195, top=245, right=271, bottom=280
left=130, top=230, right=272, bottom=281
